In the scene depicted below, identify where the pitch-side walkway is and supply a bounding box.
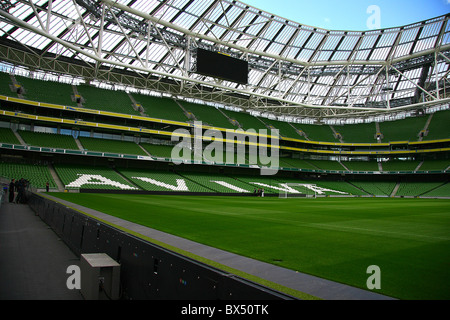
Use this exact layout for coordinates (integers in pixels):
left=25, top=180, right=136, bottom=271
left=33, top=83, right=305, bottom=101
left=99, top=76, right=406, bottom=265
left=0, top=201, right=83, bottom=300
left=0, top=195, right=395, bottom=300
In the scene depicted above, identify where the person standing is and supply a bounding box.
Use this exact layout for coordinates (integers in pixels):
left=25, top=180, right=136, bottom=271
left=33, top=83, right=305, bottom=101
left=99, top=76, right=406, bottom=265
left=15, top=178, right=24, bottom=204
left=9, top=179, right=15, bottom=203
left=46, top=181, right=49, bottom=192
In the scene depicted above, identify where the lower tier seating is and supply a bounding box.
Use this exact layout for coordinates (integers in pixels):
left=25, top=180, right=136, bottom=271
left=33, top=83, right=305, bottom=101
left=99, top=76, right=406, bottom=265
left=0, top=161, right=447, bottom=197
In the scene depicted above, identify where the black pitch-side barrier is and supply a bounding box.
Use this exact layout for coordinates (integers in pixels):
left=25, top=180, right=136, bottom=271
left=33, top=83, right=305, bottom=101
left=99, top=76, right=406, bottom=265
left=28, top=192, right=297, bottom=300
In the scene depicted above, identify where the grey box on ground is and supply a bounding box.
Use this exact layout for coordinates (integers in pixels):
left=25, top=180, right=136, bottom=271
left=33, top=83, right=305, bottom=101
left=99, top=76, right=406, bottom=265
left=80, top=253, right=120, bottom=300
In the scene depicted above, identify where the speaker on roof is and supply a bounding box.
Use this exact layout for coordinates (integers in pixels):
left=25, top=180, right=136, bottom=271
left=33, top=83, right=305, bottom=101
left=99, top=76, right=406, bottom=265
left=195, top=48, right=248, bottom=85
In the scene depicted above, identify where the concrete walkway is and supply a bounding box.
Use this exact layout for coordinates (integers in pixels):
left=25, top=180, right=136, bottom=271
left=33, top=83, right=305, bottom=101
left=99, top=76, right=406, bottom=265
left=0, top=201, right=83, bottom=300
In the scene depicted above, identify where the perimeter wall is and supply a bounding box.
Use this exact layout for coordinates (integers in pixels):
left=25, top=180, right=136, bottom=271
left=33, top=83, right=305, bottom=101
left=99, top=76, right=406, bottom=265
left=27, top=192, right=295, bottom=300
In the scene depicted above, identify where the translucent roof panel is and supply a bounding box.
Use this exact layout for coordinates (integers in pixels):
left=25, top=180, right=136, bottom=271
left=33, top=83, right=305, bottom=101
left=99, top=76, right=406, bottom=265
left=0, top=0, right=447, bottom=118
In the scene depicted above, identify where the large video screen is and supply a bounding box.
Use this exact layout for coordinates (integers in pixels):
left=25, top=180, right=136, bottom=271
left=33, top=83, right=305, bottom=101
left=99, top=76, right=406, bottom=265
left=195, top=48, right=248, bottom=85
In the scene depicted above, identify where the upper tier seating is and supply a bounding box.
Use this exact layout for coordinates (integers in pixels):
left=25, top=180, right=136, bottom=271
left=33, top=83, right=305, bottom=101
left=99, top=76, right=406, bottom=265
left=291, top=123, right=339, bottom=142
left=423, top=109, right=450, bottom=140
left=221, top=109, right=268, bottom=131
left=262, top=118, right=304, bottom=139
left=333, top=122, right=377, bottom=143
left=2, top=73, right=449, bottom=143
left=130, top=93, right=187, bottom=122
left=76, top=84, right=140, bottom=115
left=378, top=116, right=428, bottom=142
left=15, top=75, right=76, bottom=107
left=179, top=101, right=236, bottom=129
left=0, top=72, right=15, bottom=96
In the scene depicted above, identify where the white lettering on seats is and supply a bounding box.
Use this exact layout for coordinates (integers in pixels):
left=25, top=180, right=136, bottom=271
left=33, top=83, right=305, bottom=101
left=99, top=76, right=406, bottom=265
left=132, top=177, right=189, bottom=191
left=66, top=174, right=138, bottom=190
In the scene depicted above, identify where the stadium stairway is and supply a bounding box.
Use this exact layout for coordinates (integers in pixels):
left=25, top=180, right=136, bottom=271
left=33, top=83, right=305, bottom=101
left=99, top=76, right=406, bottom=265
left=137, top=144, right=152, bottom=157
left=419, top=113, right=433, bottom=141
left=48, top=163, right=65, bottom=192
left=74, top=138, right=84, bottom=151
left=113, top=168, right=142, bottom=190
left=339, top=161, right=350, bottom=171
left=12, top=130, right=26, bottom=146
left=415, top=161, right=424, bottom=171
left=390, top=182, right=401, bottom=197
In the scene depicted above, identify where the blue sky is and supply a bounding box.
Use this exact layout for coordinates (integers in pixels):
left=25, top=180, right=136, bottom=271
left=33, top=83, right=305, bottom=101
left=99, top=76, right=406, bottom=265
left=242, top=0, right=450, bottom=31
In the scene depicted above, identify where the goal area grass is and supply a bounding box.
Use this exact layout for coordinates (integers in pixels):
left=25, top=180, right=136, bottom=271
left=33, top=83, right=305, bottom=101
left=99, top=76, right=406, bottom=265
left=51, top=193, right=450, bottom=300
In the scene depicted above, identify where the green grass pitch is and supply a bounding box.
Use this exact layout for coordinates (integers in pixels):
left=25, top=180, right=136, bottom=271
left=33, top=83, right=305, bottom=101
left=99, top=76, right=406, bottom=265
left=51, top=193, right=450, bottom=300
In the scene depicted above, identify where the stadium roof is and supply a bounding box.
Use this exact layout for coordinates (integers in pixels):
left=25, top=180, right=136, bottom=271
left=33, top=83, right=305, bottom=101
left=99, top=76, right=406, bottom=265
left=0, top=0, right=449, bottom=119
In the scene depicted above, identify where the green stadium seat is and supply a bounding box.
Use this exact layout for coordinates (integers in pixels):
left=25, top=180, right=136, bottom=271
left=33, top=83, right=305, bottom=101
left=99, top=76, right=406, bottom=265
left=130, top=93, right=188, bottom=122
left=179, top=101, right=236, bottom=129
left=0, top=127, right=21, bottom=144
left=14, top=75, right=77, bottom=107
left=78, top=136, right=147, bottom=156
left=54, top=164, right=139, bottom=190
left=422, top=110, right=450, bottom=141
left=18, top=130, right=78, bottom=150
left=119, top=169, right=211, bottom=192
left=395, top=181, right=445, bottom=197
left=76, top=84, right=140, bottom=115
left=0, top=162, right=56, bottom=189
